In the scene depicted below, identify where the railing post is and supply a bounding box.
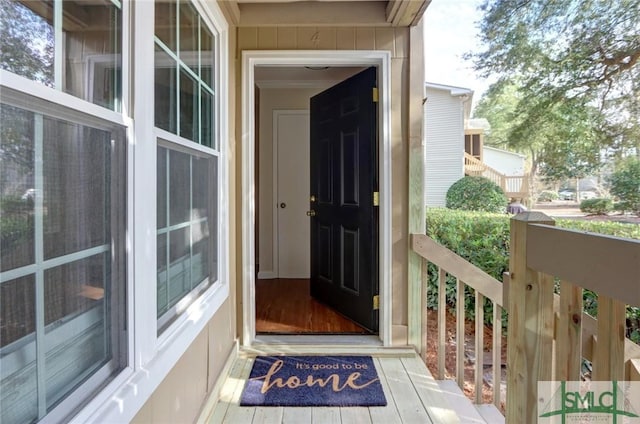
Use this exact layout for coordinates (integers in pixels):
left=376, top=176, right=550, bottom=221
left=506, top=212, right=555, bottom=424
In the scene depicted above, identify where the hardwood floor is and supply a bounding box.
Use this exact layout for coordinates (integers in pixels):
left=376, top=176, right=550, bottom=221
left=255, top=279, right=369, bottom=334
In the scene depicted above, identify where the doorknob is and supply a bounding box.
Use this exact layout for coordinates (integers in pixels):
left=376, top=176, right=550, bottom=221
left=306, top=210, right=316, bottom=217
left=280, top=203, right=286, bottom=208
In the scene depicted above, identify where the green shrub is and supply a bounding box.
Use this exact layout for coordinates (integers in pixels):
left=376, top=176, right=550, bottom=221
left=609, top=158, right=640, bottom=215
left=558, top=219, right=640, bottom=240
left=426, top=209, right=510, bottom=326
left=579, top=198, right=613, bottom=215
left=425, top=209, right=640, bottom=342
left=538, top=190, right=559, bottom=202
left=445, top=176, right=508, bottom=213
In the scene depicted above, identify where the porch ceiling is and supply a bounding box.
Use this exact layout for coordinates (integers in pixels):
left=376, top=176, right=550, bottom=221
left=221, top=0, right=431, bottom=27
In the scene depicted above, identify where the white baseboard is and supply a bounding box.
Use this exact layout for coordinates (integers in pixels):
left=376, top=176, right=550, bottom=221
left=257, top=271, right=276, bottom=279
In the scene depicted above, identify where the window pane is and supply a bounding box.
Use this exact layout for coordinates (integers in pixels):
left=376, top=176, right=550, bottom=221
left=42, top=119, right=110, bottom=260
left=0, top=276, right=38, bottom=424
left=0, top=104, right=35, bottom=272
left=63, top=1, right=121, bottom=111
left=179, top=68, right=198, bottom=142
left=200, top=89, right=213, bottom=148
left=0, top=101, right=127, bottom=424
left=157, top=147, right=216, bottom=325
left=0, top=274, right=36, bottom=347
left=155, top=0, right=177, bottom=52
left=179, top=1, right=198, bottom=74
left=44, top=253, right=110, bottom=409
left=168, top=226, right=191, bottom=304
left=200, top=26, right=214, bottom=88
left=0, top=0, right=54, bottom=87
left=157, top=147, right=168, bottom=229
left=192, top=156, right=210, bottom=285
left=155, top=46, right=177, bottom=134
left=157, top=232, right=168, bottom=316
left=169, top=149, right=190, bottom=226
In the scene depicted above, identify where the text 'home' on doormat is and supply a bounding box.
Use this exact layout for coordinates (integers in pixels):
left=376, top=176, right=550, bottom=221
left=239, top=355, right=387, bottom=407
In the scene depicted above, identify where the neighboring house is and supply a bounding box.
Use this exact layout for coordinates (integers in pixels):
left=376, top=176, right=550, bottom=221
left=423, top=90, right=529, bottom=206
left=423, top=82, right=473, bottom=207
left=482, top=145, right=526, bottom=177
left=0, top=1, right=429, bottom=423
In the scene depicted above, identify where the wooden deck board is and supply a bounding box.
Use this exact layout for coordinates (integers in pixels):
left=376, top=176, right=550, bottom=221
left=204, top=350, right=499, bottom=424
left=400, top=356, right=461, bottom=424
left=369, top=358, right=402, bottom=423
left=339, top=407, right=372, bottom=424
left=377, top=357, right=434, bottom=424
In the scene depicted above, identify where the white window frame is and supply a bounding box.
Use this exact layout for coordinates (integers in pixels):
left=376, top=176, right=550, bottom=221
left=0, top=77, right=130, bottom=424
left=0, top=0, right=228, bottom=422
left=67, top=1, right=229, bottom=422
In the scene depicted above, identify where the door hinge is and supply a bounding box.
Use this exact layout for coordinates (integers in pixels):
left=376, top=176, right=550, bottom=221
left=373, top=295, right=380, bottom=310
left=372, top=87, right=379, bottom=103
left=373, top=191, right=379, bottom=206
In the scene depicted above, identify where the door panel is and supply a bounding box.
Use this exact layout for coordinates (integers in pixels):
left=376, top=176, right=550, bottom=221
left=309, top=67, right=378, bottom=332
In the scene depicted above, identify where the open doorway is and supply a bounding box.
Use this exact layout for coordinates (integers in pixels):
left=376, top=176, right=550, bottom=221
left=241, top=51, right=392, bottom=346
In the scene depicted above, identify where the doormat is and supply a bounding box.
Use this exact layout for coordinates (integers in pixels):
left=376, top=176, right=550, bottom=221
left=240, top=355, right=387, bottom=407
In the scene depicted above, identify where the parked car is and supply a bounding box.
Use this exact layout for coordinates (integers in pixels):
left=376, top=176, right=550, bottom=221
left=558, top=188, right=576, bottom=201
left=579, top=190, right=598, bottom=200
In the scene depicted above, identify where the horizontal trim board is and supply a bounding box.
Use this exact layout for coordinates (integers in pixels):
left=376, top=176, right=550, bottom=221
left=238, top=2, right=389, bottom=26
left=527, top=224, right=640, bottom=307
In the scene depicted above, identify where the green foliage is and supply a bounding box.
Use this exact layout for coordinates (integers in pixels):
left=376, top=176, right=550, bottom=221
left=425, top=209, right=640, bottom=342
left=473, top=80, right=603, bottom=183
left=538, top=190, right=559, bottom=202
left=426, top=209, right=510, bottom=327
left=471, top=0, right=640, bottom=178
left=608, top=158, right=640, bottom=215
left=445, top=176, right=508, bottom=213
left=0, top=0, right=54, bottom=86
left=558, top=219, right=640, bottom=240
left=0, top=195, right=33, bottom=251
left=579, top=198, right=613, bottom=215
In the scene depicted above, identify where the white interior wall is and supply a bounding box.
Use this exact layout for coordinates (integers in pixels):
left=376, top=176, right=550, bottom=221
left=257, top=87, right=327, bottom=278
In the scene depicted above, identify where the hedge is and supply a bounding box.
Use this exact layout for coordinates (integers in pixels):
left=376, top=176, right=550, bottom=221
left=425, top=208, right=640, bottom=342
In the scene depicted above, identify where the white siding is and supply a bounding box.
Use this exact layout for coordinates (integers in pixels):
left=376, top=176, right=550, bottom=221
left=482, top=146, right=525, bottom=176
left=423, top=87, right=466, bottom=207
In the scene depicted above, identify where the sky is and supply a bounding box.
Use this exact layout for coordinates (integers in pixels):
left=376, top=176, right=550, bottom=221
left=423, top=0, right=491, bottom=109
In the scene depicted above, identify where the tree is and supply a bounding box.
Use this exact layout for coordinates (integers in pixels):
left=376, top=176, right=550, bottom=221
left=609, top=157, right=640, bottom=215
left=470, top=0, right=640, bottom=167
left=473, top=79, right=602, bottom=184
left=0, top=0, right=54, bottom=86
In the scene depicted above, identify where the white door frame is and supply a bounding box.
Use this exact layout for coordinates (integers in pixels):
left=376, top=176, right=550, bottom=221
left=241, top=50, right=392, bottom=346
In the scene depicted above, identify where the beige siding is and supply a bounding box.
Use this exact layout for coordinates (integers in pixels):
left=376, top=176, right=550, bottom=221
left=131, top=301, right=236, bottom=424
left=236, top=26, right=411, bottom=339
left=236, top=26, right=408, bottom=58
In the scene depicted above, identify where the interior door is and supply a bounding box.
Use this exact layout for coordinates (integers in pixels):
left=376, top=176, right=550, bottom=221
left=276, top=111, right=310, bottom=278
left=309, top=67, right=379, bottom=332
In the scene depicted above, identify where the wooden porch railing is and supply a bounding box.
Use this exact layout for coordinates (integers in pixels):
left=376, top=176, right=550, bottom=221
left=411, top=233, right=506, bottom=408
left=464, top=152, right=529, bottom=200
left=411, top=211, right=640, bottom=422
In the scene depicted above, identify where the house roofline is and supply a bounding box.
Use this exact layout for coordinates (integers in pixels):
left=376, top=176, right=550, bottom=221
left=424, top=81, right=473, bottom=97
left=483, top=145, right=527, bottom=159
